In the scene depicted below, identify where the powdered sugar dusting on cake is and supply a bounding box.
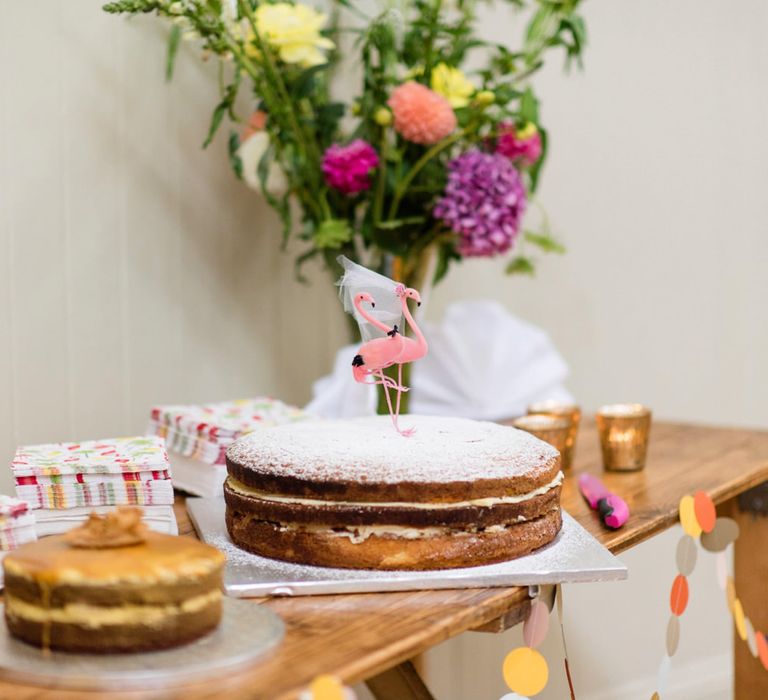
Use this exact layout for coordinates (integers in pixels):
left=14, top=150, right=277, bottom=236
left=226, top=415, right=557, bottom=484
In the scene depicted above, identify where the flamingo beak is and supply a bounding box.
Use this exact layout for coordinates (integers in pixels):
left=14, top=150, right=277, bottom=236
left=371, top=302, right=376, bottom=307
left=417, top=301, right=421, bottom=307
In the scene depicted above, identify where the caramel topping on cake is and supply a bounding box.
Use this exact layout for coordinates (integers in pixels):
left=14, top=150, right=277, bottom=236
left=5, top=530, right=225, bottom=585
left=65, top=507, right=148, bottom=549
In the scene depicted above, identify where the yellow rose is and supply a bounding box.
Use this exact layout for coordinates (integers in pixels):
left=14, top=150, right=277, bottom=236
left=430, top=63, right=475, bottom=109
left=254, top=3, right=335, bottom=68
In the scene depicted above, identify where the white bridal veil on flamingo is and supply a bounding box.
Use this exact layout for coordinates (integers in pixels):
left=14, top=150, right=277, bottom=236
left=336, top=256, right=404, bottom=342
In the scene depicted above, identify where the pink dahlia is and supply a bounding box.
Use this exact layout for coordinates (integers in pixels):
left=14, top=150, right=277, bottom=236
left=495, top=122, right=542, bottom=166
left=387, top=82, right=457, bottom=145
left=433, top=150, right=527, bottom=257
left=321, top=139, right=380, bottom=195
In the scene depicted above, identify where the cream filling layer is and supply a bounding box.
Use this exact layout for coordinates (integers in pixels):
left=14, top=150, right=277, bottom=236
left=4, top=590, right=221, bottom=628
left=229, top=471, right=564, bottom=509
left=274, top=510, right=563, bottom=544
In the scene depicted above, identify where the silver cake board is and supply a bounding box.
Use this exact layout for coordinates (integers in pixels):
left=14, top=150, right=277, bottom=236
left=0, top=598, right=283, bottom=690
left=187, top=497, right=627, bottom=597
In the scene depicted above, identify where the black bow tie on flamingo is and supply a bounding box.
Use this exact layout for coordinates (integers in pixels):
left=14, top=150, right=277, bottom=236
left=337, top=257, right=429, bottom=437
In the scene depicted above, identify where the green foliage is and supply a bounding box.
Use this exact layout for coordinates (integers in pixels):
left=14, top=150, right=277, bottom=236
left=315, top=219, right=353, bottom=249
left=524, top=230, right=566, bottom=254
left=103, top=0, right=587, bottom=286
left=166, top=24, right=182, bottom=81
left=228, top=131, right=243, bottom=180
left=506, top=256, right=536, bottom=276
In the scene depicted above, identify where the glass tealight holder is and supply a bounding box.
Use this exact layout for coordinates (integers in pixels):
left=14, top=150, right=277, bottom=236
left=512, top=414, right=572, bottom=467
left=527, top=401, right=581, bottom=470
left=596, top=403, right=652, bottom=472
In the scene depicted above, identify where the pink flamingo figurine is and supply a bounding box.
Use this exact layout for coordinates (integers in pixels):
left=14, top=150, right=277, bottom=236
left=350, top=293, right=406, bottom=392
left=336, top=255, right=429, bottom=437
left=387, top=284, right=428, bottom=436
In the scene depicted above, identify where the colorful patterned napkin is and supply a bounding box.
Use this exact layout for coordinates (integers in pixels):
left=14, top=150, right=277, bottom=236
left=12, top=436, right=170, bottom=476
left=11, top=436, right=173, bottom=510
left=0, top=494, right=37, bottom=551
left=149, top=398, right=309, bottom=465
left=16, top=480, right=174, bottom=511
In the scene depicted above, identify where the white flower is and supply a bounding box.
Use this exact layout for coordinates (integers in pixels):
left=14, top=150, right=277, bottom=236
left=238, top=131, right=289, bottom=197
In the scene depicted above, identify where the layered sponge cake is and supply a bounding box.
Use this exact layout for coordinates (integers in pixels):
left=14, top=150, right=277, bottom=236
left=224, top=416, right=563, bottom=570
left=3, top=508, right=225, bottom=652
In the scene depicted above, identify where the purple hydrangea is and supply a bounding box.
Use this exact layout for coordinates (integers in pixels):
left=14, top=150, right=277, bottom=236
left=433, top=149, right=527, bottom=257
left=321, top=139, right=380, bottom=195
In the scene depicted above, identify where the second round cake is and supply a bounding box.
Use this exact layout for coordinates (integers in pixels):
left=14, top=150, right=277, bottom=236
left=224, top=416, right=563, bottom=570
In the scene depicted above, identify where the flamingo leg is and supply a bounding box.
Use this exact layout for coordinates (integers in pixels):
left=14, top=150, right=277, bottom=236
left=395, top=363, right=416, bottom=437
left=376, top=370, right=399, bottom=432
left=378, top=370, right=416, bottom=437
left=360, top=375, right=400, bottom=390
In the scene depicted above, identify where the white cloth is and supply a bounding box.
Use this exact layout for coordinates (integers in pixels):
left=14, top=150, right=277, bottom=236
left=306, top=300, right=572, bottom=421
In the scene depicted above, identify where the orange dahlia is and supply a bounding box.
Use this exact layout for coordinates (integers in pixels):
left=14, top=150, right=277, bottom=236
left=387, top=81, right=457, bottom=145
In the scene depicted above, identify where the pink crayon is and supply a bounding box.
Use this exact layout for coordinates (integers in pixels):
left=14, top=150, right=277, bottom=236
left=578, top=473, right=629, bottom=529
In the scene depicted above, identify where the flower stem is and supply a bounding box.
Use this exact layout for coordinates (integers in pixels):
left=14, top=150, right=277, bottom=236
left=373, top=127, right=388, bottom=225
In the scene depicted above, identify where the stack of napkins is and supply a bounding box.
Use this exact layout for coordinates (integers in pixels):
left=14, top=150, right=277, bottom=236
left=11, top=436, right=177, bottom=536
left=148, top=398, right=310, bottom=497
left=0, top=495, right=36, bottom=552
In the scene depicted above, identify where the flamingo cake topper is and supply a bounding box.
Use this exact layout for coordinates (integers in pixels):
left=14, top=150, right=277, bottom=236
left=337, top=256, right=428, bottom=436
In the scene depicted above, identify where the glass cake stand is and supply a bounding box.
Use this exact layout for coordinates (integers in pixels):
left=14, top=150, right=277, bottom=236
left=0, top=598, right=283, bottom=690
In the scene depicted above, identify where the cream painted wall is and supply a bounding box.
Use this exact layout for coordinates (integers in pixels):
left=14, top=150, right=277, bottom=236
left=0, top=1, right=347, bottom=495
left=425, top=1, right=768, bottom=698
left=1, top=1, right=766, bottom=699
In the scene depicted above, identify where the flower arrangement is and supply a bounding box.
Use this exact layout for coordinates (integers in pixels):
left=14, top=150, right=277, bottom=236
left=103, top=0, right=586, bottom=291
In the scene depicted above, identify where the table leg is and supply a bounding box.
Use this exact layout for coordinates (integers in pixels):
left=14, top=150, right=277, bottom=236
left=365, top=660, right=436, bottom=700
left=732, top=483, right=768, bottom=699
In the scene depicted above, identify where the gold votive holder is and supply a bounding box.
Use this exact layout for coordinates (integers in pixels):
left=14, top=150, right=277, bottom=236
left=512, top=414, right=572, bottom=466
left=527, top=400, right=581, bottom=470
left=596, top=403, right=652, bottom=472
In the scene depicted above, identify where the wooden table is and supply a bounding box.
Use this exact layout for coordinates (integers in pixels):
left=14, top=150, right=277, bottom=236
left=1, top=421, right=766, bottom=700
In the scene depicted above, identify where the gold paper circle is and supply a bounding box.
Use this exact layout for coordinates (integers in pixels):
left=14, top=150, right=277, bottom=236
left=700, top=517, right=740, bottom=553
left=726, top=577, right=736, bottom=614
left=679, top=496, right=701, bottom=538
left=675, top=535, right=697, bottom=576
left=310, top=675, right=346, bottom=700
left=503, top=647, right=549, bottom=696
left=734, top=599, right=747, bottom=641
left=666, top=615, right=680, bottom=657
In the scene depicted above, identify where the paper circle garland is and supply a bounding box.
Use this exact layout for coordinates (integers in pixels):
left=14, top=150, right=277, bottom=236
left=666, top=615, right=680, bottom=656
left=651, top=494, right=768, bottom=700
left=309, top=675, right=347, bottom=700
left=692, top=491, right=716, bottom=533
left=757, top=631, right=768, bottom=671
left=715, top=551, right=728, bottom=590
left=675, top=535, right=697, bottom=576
left=656, top=654, right=671, bottom=695
left=670, top=574, right=689, bottom=616
left=745, top=617, right=758, bottom=658
left=503, top=647, right=549, bottom=696
left=499, top=694, right=530, bottom=700
left=678, top=495, right=702, bottom=538
left=700, top=517, right=739, bottom=552
left=733, top=599, right=747, bottom=641
left=726, top=576, right=736, bottom=614
left=523, top=600, right=550, bottom=649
